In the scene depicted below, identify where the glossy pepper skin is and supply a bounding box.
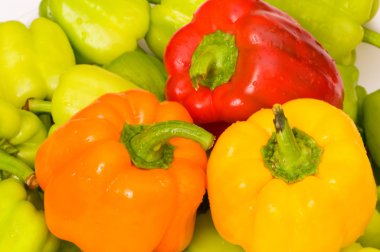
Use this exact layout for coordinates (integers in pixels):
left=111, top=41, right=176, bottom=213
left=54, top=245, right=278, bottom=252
left=165, top=0, right=343, bottom=127
left=363, top=88, right=380, bottom=168
left=207, top=98, right=377, bottom=252
left=35, top=89, right=214, bottom=252
left=145, top=0, right=207, bottom=59
left=0, top=99, right=47, bottom=167
left=0, top=17, right=75, bottom=108
left=338, top=64, right=360, bottom=123
left=40, top=0, right=150, bottom=65
left=27, top=64, right=140, bottom=130
left=104, top=48, right=168, bottom=101
left=0, top=177, right=60, bottom=252
left=264, top=0, right=380, bottom=65
left=185, top=210, right=244, bottom=252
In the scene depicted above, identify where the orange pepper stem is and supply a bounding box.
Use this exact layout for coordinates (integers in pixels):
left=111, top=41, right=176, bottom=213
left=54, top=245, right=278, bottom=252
left=0, top=150, right=38, bottom=189
left=121, top=120, right=215, bottom=169
left=189, top=30, right=238, bottom=90
left=261, top=104, right=323, bottom=183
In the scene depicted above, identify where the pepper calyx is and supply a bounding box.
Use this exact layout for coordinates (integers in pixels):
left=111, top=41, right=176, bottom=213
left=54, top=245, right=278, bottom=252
left=189, top=30, right=238, bottom=90
left=262, top=104, right=323, bottom=183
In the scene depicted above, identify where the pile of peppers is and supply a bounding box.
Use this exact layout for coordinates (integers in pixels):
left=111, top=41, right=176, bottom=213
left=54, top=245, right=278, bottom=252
left=0, top=0, right=380, bottom=251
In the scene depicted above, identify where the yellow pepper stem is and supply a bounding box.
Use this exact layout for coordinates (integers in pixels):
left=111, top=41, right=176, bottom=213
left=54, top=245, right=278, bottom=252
left=261, top=104, right=323, bottom=183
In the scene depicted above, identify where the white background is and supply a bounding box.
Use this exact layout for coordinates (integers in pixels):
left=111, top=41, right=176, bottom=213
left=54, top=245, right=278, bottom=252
left=1, top=0, right=380, bottom=93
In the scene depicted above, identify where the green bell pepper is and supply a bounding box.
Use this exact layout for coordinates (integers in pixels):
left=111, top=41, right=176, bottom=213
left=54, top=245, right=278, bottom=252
left=40, top=0, right=150, bottom=65
left=362, top=88, right=380, bottom=169
left=145, top=0, right=207, bottom=59
left=337, top=64, right=360, bottom=123
left=0, top=17, right=75, bottom=108
left=341, top=243, right=380, bottom=252
left=0, top=99, right=47, bottom=168
left=185, top=210, right=244, bottom=252
left=358, top=186, right=380, bottom=249
left=356, top=85, right=368, bottom=127
left=263, top=0, right=380, bottom=65
left=0, top=177, right=60, bottom=252
left=104, top=49, right=167, bottom=101
left=27, top=64, right=140, bottom=128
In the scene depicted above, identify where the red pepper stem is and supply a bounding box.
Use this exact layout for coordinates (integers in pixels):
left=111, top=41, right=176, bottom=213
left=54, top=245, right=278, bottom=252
left=363, top=28, right=380, bottom=48
left=121, top=120, right=214, bottom=169
left=0, top=150, right=38, bottom=189
left=147, top=0, right=161, bottom=4
left=189, top=30, right=238, bottom=90
left=261, top=104, right=323, bottom=183
left=23, top=98, right=52, bottom=114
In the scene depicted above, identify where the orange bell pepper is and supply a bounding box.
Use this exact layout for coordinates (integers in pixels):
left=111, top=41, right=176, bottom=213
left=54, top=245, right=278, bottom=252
left=35, top=89, right=214, bottom=252
left=207, top=98, right=377, bottom=252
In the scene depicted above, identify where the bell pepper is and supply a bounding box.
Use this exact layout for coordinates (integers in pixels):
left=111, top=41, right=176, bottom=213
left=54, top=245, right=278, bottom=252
left=0, top=17, right=75, bottom=108
left=207, top=98, right=377, bottom=252
left=0, top=99, right=47, bottom=167
left=341, top=243, right=380, bottom=252
left=264, top=0, right=380, bottom=65
left=357, top=186, right=380, bottom=249
left=35, top=89, right=214, bottom=252
left=356, top=85, right=368, bottom=128
left=165, top=0, right=344, bottom=128
left=145, top=0, right=207, bottom=59
left=26, top=64, right=140, bottom=129
left=185, top=210, right=244, bottom=252
left=40, top=0, right=150, bottom=65
left=362, top=88, right=380, bottom=169
left=359, top=210, right=380, bottom=249
left=0, top=140, right=59, bottom=252
left=104, top=48, right=168, bottom=101
left=338, top=64, right=360, bottom=123
left=0, top=177, right=60, bottom=252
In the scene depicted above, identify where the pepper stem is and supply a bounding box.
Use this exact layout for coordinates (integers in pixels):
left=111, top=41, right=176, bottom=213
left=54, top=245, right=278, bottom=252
left=23, top=98, right=52, bottom=114
left=189, top=30, right=238, bottom=90
left=272, top=105, right=302, bottom=168
left=363, top=28, right=380, bottom=48
left=0, top=150, right=38, bottom=189
left=261, top=104, right=323, bottom=183
left=120, top=120, right=214, bottom=169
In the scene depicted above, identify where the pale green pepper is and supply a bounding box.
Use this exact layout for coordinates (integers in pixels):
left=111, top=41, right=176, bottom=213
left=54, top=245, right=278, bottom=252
left=0, top=177, right=60, bottom=252
left=263, top=0, right=380, bottom=65
left=0, top=17, right=75, bottom=108
left=104, top=49, right=168, bottom=101
left=145, top=0, right=207, bottom=59
left=27, top=64, right=140, bottom=129
left=40, top=0, right=150, bottom=65
left=0, top=99, right=47, bottom=168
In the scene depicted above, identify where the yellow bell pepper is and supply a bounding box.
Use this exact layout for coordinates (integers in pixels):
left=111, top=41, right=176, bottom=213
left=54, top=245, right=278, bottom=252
left=207, top=98, right=377, bottom=252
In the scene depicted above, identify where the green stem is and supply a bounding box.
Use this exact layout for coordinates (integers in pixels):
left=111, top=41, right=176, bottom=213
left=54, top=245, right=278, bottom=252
left=363, top=27, right=380, bottom=48
left=261, top=104, right=323, bottom=183
left=121, top=120, right=214, bottom=169
left=189, top=30, right=238, bottom=90
left=0, top=150, right=38, bottom=189
left=23, top=98, right=52, bottom=114
left=272, top=105, right=301, bottom=169
left=147, top=0, right=161, bottom=4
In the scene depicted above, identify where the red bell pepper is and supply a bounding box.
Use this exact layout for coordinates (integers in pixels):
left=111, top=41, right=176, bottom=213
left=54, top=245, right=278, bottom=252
left=164, top=0, right=344, bottom=128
